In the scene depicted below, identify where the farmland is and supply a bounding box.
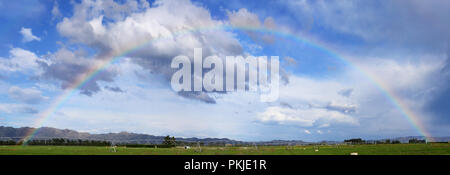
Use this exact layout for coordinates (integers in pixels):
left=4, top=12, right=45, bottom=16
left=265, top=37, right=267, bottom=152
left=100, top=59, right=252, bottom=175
left=0, top=143, right=448, bottom=155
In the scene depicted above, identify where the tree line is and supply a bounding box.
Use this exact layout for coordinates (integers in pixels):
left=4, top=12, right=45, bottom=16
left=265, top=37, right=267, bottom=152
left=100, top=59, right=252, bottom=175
left=344, top=138, right=427, bottom=144
left=120, top=135, right=177, bottom=148
left=1, top=136, right=180, bottom=147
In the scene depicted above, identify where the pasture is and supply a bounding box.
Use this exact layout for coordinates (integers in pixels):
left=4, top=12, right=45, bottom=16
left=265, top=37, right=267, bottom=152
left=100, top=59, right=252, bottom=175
left=0, top=143, right=448, bottom=155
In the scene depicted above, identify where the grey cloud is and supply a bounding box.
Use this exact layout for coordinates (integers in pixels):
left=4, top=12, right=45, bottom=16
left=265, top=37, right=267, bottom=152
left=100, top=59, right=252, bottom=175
left=425, top=48, right=450, bottom=124
left=178, top=91, right=216, bottom=104
left=39, top=48, right=117, bottom=96
left=97, top=0, right=148, bottom=21
left=338, top=88, right=353, bottom=97
left=285, top=0, right=450, bottom=54
left=325, top=102, right=356, bottom=114
left=278, top=101, right=356, bottom=115
left=20, top=107, right=39, bottom=114
left=280, top=68, right=290, bottom=85
left=104, top=86, right=125, bottom=93
left=279, top=102, right=293, bottom=109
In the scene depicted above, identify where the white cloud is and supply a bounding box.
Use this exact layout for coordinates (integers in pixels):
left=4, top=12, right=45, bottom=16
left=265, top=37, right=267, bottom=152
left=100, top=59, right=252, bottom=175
left=36, top=78, right=257, bottom=139
left=254, top=51, right=445, bottom=137
left=352, top=56, right=445, bottom=92
left=20, top=27, right=40, bottom=42
left=253, top=74, right=360, bottom=129
left=0, top=103, right=38, bottom=114
left=8, top=86, right=47, bottom=104
left=57, top=0, right=242, bottom=56
left=53, top=0, right=243, bottom=101
left=0, top=48, right=43, bottom=74
left=279, top=75, right=349, bottom=103
left=304, top=129, right=311, bottom=134
left=257, top=106, right=357, bottom=127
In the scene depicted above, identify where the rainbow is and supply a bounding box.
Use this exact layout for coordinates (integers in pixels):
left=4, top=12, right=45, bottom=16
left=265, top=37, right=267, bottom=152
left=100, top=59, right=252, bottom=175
left=20, top=25, right=432, bottom=144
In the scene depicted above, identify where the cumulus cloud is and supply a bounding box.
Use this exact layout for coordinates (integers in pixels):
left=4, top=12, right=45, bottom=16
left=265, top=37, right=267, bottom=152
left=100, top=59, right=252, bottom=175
left=20, top=27, right=40, bottom=42
left=39, top=48, right=118, bottom=96
left=0, top=48, right=43, bottom=74
left=57, top=0, right=242, bottom=56
left=53, top=0, right=245, bottom=102
left=8, top=86, right=47, bottom=104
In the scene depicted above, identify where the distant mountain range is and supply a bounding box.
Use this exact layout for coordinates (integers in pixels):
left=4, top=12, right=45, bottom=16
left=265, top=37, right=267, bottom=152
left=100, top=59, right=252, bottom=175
left=0, top=126, right=244, bottom=145
left=0, top=126, right=448, bottom=145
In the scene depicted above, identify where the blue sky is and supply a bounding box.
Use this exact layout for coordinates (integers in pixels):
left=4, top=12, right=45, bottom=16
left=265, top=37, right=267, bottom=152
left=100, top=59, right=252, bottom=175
left=0, top=0, right=449, bottom=141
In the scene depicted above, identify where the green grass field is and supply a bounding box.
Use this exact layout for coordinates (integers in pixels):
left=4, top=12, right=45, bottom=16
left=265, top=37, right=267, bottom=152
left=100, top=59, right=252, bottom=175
left=0, top=143, right=449, bottom=155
